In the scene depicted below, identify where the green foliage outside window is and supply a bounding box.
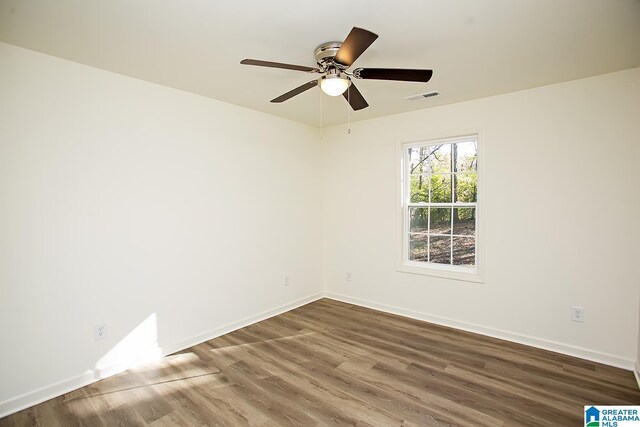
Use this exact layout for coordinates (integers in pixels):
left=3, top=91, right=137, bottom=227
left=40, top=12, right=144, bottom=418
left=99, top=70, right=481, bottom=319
left=409, top=143, right=477, bottom=230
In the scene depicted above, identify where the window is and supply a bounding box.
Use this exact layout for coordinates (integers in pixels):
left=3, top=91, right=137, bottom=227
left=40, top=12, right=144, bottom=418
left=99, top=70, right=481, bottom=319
left=400, top=135, right=479, bottom=280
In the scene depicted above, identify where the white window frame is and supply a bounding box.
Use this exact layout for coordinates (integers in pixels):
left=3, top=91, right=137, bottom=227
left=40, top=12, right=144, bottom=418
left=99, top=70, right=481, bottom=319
left=397, top=134, right=483, bottom=283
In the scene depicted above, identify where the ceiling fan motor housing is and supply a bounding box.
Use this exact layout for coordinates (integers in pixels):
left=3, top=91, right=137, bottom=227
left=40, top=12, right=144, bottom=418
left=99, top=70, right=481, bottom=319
left=314, top=42, right=343, bottom=66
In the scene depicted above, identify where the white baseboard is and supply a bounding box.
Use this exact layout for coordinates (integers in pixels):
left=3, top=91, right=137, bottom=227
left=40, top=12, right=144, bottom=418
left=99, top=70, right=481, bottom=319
left=162, top=293, right=323, bottom=356
left=0, top=371, right=98, bottom=421
left=635, top=361, right=640, bottom=390
left=324, top=292, right=636, bottom=371
left=0, top=292, right=323, bottom=419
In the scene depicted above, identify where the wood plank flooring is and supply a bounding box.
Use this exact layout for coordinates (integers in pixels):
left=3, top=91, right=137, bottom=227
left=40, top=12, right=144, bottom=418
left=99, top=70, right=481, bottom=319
left=2, top=298, right=639, bottom=426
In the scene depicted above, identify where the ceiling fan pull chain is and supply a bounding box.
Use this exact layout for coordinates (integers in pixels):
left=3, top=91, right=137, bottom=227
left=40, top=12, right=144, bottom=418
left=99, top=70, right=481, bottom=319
left=347, top=87, right=351, bottom=135
left=320, top=88, right=323, bottom=140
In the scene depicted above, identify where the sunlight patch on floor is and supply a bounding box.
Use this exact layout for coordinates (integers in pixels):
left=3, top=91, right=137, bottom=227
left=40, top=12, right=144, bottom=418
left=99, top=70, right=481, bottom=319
left=208, top=331, right=317, bottom=353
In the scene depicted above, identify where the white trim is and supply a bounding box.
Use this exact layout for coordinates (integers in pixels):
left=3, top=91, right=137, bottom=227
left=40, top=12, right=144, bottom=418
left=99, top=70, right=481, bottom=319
left=397, top=262, right=482, bottom=283
left=0, top=292, right=323, bottom=419
left=324, top=292, right=635, bottom=370
left=635, top=360, right=640, bottom=390
left=403, top=134, right=478, bottom=149
left=161, top=292, right=321, bottom=356
left=0, top=372, right=98, bottom=421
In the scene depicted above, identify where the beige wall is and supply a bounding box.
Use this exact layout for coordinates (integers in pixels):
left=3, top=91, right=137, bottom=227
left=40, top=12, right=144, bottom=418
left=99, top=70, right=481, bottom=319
left=322, top=67, right=640, bottom=368
left=0, top=42, right=323, bottom=414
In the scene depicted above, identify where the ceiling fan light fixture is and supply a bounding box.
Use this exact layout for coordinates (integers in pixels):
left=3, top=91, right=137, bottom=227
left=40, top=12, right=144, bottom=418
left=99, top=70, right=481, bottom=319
left=320, top=73, right=351, bottom=97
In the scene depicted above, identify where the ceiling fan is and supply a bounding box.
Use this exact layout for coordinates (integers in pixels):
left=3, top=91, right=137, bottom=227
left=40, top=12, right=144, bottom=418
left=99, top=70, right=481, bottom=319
left=241, top=27, right=433, bottom=111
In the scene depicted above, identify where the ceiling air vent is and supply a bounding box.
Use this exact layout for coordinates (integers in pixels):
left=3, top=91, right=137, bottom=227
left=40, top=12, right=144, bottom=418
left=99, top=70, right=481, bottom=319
left=406, top=91, right=440, bottom=101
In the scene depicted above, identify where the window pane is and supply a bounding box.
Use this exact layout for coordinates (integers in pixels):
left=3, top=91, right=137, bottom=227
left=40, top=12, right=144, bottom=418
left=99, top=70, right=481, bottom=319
left=452, top=237, right=475, bottom=266
left=453, top=208, right=475, bottom=236
left=430, top=174, right=452, bottom=203
left=454, top=141, right=477, bottom=172
left=405, top=139, right=478, bottom=273
left=408, top=147, right=422, bottom=174
left=429, top=208, right=451, bottom=234
left=409, top=175, right=429, bottom=203
left=454, top=173, right=477, bottom=203
left=427, top=144, right=451, bottom=173
left=409, top=234, right=429, bottom=262
left=409, top=207, right=428, bottom=233
left=408, top=147, right=435, bottom=175
left=430, top=236, right=451, bottom=264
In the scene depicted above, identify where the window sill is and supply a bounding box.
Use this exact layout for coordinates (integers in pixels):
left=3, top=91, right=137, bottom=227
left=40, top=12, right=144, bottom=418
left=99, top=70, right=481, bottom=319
left=397, top=262, right=484, bottom=284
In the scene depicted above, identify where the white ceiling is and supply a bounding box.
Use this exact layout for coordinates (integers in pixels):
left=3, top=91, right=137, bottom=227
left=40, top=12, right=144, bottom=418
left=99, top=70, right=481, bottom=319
left=1, top=0, right=639, bottom=127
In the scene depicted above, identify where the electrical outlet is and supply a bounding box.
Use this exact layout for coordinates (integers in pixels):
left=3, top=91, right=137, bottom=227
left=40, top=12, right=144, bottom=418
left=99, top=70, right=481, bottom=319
left=346, top=272, right=352, bottom=281
left=571, top=306, right=585, bottom=323
left=94, top=323, right=107, bottom=340
left=284, top=275, right=290, bottom=286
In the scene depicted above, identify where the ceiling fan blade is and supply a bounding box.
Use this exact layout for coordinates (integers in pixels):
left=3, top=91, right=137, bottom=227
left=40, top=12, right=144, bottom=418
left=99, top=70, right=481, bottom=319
left=334, top=27, right=379, bottom=67
left=271, top=80, right=318, bottom=103
left=342, top=83, right=369, bottom=111
left=241, top=59, right=319, bottom=73
left=354, top=68, right=433, bottom=83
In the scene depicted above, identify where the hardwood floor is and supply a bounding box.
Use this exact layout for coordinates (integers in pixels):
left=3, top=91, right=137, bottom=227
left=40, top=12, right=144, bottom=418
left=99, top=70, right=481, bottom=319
left=2, top=298, right=639, bottom=426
